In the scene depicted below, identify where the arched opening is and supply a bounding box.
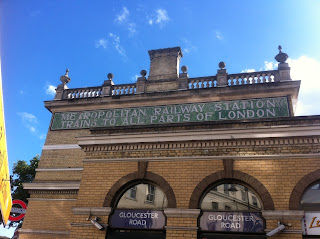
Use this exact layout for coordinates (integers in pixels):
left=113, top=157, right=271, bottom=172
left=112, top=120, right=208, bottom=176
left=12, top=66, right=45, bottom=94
left=200, top=182, right=263, bottom=211
left=300, top=182, right=320, bottom=211
left=193, top=174, right=268, bottom=239
left=107, top=180, right=168, bottom=239
left=116, top=182, right=168, bottom=210
left=300, top=181, right=320, bottom=237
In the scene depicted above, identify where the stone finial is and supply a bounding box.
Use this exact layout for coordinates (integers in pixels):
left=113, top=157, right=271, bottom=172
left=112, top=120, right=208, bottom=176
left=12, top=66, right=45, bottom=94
left=60, top=69, right=71, bottom=85
left=107, top=73, right=114, bottom=80
left=140, top=70, right=147, bottom=77
left=275, top=45, right=288, bottom=63
left=181, top=65, right=188, bottom=73
left=219, top=62, right=226, bottom=69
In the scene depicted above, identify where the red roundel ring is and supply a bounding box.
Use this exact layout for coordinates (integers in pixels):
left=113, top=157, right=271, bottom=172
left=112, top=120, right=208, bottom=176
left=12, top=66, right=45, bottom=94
left=9, top=200, right=27, bottom=221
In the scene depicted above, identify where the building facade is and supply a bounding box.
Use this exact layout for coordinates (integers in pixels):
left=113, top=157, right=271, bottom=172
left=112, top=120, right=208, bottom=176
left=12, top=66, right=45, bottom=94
left=20, top=47, right=320, bottom=238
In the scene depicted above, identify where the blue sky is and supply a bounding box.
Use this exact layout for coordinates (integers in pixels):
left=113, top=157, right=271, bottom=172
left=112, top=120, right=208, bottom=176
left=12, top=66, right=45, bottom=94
left=0, top=0, right=320, bottom=234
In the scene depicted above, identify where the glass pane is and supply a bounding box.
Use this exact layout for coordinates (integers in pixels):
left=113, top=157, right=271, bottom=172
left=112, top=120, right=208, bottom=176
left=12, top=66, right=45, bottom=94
left=117, top=183, right=168, bottom=209
left=200, top=183, right=262, bottom=211
left=301, top=183, right=320, bottom=210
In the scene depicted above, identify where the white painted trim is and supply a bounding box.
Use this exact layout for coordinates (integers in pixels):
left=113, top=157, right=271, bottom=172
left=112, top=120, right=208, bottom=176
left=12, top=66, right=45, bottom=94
left=36, top=168, right=83, bottom=172
left=42, top=144, right=81, bottom=150
left=27, top=198, right=77, bottom=201
left=23, top=182, right=80, bottom=190
left=19, top=229, right=70, bottom=235
left=77, top=125, right=320, bottom=146
left=83, top=153, right=320, bottom=163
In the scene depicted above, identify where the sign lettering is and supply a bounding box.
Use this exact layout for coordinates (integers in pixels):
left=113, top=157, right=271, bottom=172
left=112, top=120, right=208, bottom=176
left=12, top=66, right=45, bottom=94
left=200, top=212, right=265, bottom=233
left=303, top=213, right=320, bottom=235
left=51, top=97, right=290, bottom=130
left=110, top=209, right=165, bottom=229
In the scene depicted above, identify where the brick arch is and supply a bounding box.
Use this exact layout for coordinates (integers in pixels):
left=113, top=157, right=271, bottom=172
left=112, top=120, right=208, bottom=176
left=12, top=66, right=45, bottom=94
left=289, top=169, right=320, bottom=210
left=189, top=170, right=275, bottom=210
left=103, top=171, right=176, bottom=208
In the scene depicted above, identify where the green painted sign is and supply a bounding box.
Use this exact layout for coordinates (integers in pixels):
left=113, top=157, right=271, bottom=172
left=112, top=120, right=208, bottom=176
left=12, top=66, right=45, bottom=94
left=50, top=97, right=290, bottom=130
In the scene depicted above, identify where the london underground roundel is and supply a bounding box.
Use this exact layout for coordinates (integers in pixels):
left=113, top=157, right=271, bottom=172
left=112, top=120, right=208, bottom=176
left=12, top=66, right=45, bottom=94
left=9, top=199, right=27, bottom=221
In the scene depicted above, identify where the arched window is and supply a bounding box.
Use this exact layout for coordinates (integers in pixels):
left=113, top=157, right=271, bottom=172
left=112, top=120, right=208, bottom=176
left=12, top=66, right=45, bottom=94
left=301, top=182, right=320, bottom=211
left=200, top=183, right=263, bottom=211
left=116, top=183, right=168, bottom=209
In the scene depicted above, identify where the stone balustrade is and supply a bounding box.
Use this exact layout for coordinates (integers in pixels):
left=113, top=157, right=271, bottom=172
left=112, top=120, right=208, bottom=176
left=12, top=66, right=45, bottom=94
left=188, top=76, right=217, bottom=89
left=227, top=70, right=278, bottom=86
left=63, top=87, right=102, bottom=99
left=112, top=83, right=136, bottom=95
left=55, top=69, right=285, bottom=101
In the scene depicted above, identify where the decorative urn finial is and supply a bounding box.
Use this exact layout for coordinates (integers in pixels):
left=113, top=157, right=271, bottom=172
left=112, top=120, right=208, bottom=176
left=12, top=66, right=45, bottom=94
left=140, top=70, right=147, bottom=77
left=181, top=65, right=188, bottom=73
left=275, top=45, right=288, bottom=63
left=218, top=62, right=226, bottom=69
left=107, top=73, right=114, bottom=81
left=60, top=69, right=71, bottom=85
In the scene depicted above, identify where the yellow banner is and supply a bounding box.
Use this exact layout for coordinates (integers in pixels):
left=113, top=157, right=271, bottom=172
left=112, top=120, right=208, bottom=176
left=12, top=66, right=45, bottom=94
left=0, top=59, right=12, bottom=225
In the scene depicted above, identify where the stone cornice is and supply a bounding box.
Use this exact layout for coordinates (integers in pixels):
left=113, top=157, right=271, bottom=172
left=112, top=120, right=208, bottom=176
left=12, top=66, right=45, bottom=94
left=77, top=125, right=320, bottom=148
left=164, top=208, right=200, bottom=218
left=70, top=223, right=108, bottom=228
left=165, top=226, right=198, bottom=231
left=42, top=144, right=81, bottom=150
left=36, top=167, right=83, bottom=171
left=29, top=190, right=78, bottom=195
left=72, top=207, right=112, bottom=216
left=23, top=182, right=80, bottom=190
left=19, top=229, right=70, bottom=235
left=83, top=153, right=320, bottom=163
left=28, top=198, right=77, bottom=201
left=262, top=210, right=304, bottom=220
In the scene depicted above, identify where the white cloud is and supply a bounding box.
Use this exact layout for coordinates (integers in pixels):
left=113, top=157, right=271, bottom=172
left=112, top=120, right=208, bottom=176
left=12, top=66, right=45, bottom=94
left=239, top=56, right=320, bottom=115
left=45, top=85, right=56, bottom=96
left=148, top=8, right=170, bottom=27
left=216, top=31, right=223, bottom=40
left=241, top=69, right=256, bottom=73
left=128, top=23, right=136, bottom=35
left=115, top=7, right=129, bottom=23
left=131, top=74, right=140, bottom=82
left=264, top=61, right=276, bottom=71
left=114, top=7, right=136, bottom=35
left=28, top=126, right=36, bottom=132
left=182, top=38, right=196, bottom=55
left=18, top=112, right=38, bottom=124
left=109, top=33, right=127, bottom=59
left=18, top=112, right=44, bottom=139
left=95, top=39, right=108, bottom=49
left=39, top=134, right=46, bottom=140
left=287, top=56, right=320, bottom=116
left=156, top=9, right=169, bottom=25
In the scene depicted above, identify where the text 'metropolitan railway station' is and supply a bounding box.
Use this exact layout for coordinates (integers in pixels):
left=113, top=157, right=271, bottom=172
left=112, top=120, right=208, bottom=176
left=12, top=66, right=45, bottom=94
left=20, top=46, right=320, bottom=238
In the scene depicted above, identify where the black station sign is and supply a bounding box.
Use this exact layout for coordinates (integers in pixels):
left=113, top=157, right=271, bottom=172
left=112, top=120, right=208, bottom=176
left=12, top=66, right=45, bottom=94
left=110, top=209, right=166, bottom=230
left=200, top=212, right=265, bottom=233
